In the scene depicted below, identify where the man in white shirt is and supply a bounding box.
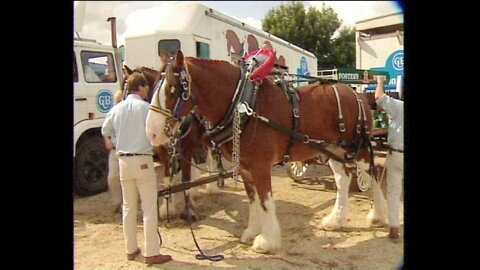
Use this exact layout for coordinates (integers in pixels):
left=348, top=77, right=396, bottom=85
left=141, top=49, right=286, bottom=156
left=102, top=73, right=172, bottom=265
left=375, top=76, right=404, bottom=240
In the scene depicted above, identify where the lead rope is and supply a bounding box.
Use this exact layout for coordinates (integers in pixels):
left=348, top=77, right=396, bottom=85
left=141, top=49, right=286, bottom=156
left=182, top=189, right=224, bottom=261
left=164, top=126, right=224, bottom=261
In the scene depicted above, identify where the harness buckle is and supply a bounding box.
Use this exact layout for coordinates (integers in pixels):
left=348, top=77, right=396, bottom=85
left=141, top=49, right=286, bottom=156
left=339, top=122, right=346, bottom=132
left=293, top=108, right=300, bottom=118
left=182, top=80, right=188, bottom=90
left=356, top=124, right=362, bottom=133
left=182, top=91, right=189, bottom=100
left=302, top=135, right=310, bottom=144
left=237, top=102, right=253, bottom=116
left=283, top=155, right=290, bottom=164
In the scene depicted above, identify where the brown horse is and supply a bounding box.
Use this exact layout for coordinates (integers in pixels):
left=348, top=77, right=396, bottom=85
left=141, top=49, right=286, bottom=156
left=121, top=65, right=221, bottom=219
left=146, top=51, right=388, bottom=254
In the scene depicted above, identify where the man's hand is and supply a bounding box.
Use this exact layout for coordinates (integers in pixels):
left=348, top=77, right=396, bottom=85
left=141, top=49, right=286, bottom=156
left=375, top=76, right=386, bottom=101
left=377, top=75, right=385, bottom=86
left=104, top=136, right=114, bottom=150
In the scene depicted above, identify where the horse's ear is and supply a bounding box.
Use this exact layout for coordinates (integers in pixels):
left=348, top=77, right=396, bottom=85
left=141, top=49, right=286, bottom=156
left=173, top=50, right=184, bottom=69
left=124, top=65, right=133, bottom=76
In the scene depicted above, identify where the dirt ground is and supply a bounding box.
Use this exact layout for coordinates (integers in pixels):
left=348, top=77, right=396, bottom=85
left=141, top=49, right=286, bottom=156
left=74, top=161, right=404, bottom=270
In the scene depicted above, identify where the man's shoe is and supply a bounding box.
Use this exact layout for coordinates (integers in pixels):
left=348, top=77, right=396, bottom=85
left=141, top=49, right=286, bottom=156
left=389, top=227, right=399, bottom=239
left=145, top=254, right=173, bottom=265
left=127, top=248, right=141, bottom=260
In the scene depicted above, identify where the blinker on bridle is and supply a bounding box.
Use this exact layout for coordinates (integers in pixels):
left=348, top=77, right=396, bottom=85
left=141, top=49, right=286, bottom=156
left=149, top=67, right=190, bottom=120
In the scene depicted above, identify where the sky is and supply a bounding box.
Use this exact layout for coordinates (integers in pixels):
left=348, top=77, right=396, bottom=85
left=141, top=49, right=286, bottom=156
left=74, top=1, right=403, bottom=46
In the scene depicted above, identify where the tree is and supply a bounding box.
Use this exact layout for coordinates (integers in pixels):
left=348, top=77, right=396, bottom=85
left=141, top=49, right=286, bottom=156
left=262, top=1, right=354, bottom=69
left=331, top=26, right=356, bottom=68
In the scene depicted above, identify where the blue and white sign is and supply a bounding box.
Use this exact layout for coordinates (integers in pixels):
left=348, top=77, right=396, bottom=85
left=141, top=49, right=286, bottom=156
left=296, top=57, right=310, bottom=87
left=96, top=89, right=114, bottom=113
left=391, top=51, right=404, bottom=71
left=365, top=50, right=404, bottom=91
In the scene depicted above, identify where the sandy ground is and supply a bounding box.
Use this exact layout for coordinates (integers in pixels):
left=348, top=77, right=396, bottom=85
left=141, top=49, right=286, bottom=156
left=74, top=161, right=403, bottom=270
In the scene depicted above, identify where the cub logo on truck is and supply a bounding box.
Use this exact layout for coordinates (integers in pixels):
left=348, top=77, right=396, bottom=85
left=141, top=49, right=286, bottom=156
left=392, top=52, right=404, bottom=71
left=96, top=90, right=113, bottom=113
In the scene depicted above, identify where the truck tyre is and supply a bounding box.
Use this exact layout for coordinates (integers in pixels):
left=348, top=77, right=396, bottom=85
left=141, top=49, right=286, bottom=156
left=287, top=161, right=308, bottom=182
left=74, top=135, right=109, bottom=196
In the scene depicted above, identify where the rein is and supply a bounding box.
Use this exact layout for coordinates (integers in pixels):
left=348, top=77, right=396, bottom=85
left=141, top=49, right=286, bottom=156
left=149, top=65, right=225, bottom=261
left=149, top=78, right=174, bottom=118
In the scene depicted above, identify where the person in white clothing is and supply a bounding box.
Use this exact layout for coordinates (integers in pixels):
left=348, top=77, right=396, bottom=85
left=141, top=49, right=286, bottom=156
left=375, top=76, right=404, bottom=240
left=102, top=73, right=172, bottom=265
left=104, top=91, right=125, bottom=213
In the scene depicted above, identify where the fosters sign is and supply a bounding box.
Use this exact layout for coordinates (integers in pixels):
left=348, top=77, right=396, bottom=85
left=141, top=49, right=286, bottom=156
left=336, top=68, right=390, bottom=84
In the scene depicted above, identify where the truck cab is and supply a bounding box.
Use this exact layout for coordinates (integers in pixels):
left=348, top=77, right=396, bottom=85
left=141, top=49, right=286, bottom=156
left=73, top=37, right=122, bottom=196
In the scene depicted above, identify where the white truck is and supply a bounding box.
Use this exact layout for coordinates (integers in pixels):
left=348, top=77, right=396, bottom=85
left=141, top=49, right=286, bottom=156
left=73, top=18, right=123, bottom=196
left=120, top=2, right=317, bottom=79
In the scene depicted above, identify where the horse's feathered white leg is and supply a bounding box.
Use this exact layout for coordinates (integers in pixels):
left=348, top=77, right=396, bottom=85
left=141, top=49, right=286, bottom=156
left=367, top=178, right=388, bottom=227
left=252, top=192, right=281, bottom=253
left=354, top=161, right=388, bottom=227
left=322, top=159, right=351, bottom=230
left=188, top=160, right=202, bottom=199
left=159, top=174, right=184, bottom=219
left=204, top=148, right=221, bottom=194
left=240, top=190, right=263, bottom=243
left=159, top=192, right=185, bottom=220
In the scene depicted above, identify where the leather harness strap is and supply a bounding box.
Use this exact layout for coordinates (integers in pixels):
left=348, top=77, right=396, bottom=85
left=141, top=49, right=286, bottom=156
left=252, top=113, right=348, bottom=164
left=332, top=84, right=347, bottom=147
left=206, top=66, right=258, bottom=147
left=276, top=77, right=301, bottom=163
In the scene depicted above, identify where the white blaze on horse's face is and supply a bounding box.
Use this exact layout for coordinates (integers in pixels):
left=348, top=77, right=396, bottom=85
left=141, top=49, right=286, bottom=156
left=146, top=79, right=170, bottom=146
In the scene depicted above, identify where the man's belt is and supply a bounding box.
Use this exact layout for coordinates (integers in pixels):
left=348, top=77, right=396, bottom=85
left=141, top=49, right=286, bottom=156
left=387, top=146, right=404, bottom=154
left=118, top=153, right=152, bottom=156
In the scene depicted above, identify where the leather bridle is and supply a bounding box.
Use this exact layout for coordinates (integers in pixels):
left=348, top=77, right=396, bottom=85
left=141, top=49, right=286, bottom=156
left=149, top=61, right=191, bottom=121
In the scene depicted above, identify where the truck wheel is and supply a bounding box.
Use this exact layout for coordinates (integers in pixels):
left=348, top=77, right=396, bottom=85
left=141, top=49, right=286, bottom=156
left=287, top=162, right=308, bottom=181
left=74, top=135, right=109, bottom=196
left=350, top=166, right=372, bottom=192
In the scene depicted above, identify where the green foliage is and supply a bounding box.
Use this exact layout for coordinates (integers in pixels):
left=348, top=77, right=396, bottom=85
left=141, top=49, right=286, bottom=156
left=262, top=1, right=355, bottom=69
left=331, top=26, right=356, bottom=68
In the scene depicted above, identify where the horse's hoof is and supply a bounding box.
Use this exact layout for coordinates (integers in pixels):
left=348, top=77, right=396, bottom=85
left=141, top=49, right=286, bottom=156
left=113, top=204, right=121, bottom=214
left=369, top=218, right=387, bottom=228
left=180, top=211, right=199, bottom=222
left=321, top=215, right=343, bottom=231
left=205, top=185, right=221, bottom=194
left=366, top=210, right=387, bottom=228
left=240, top=228, right=259, bottom=244
left=159, top=204, right=176, bottom=220
left=252, top=234, right=280, bottom=254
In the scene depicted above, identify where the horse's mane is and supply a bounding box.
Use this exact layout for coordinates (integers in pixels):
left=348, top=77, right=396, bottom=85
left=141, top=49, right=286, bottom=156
left=134, top=66, right=157, bottom=74
left=185, top=57, right=234, bottom=67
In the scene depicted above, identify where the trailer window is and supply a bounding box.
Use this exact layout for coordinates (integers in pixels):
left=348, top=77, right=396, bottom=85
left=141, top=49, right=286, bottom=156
left=196, top=42, right=210, bottom=59
left=73, top=52, right=78, bottom=82
left=80, top=51, right=117, bottom=83
left=158, top=39, right=180, bottom=57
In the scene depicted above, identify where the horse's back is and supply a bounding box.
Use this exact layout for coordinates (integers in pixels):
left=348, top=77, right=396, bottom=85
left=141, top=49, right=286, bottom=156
left=296, top=83, right=373, bottom=142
